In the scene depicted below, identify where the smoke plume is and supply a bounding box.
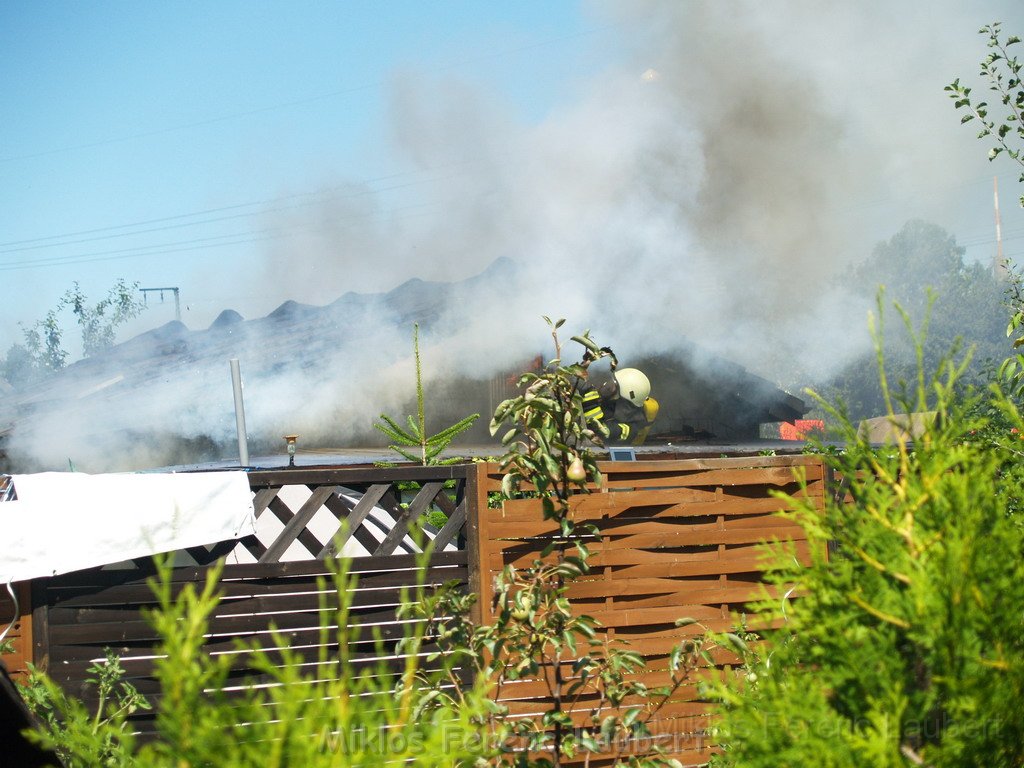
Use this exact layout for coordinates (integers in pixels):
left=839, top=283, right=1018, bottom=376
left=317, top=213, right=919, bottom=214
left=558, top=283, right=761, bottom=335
left=7, top=0, right=1024, bottom=470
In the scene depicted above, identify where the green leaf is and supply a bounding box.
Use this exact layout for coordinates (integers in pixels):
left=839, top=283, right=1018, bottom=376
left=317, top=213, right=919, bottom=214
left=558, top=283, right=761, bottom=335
left=600, top=715, right=617, bottom=742
left=563, top=629, right=578, bottom=655
left=500, top=473, right=516, bottom=499
left=570, top=334, right=602, bottom=355
left=431, top=413, right=480, bottom=441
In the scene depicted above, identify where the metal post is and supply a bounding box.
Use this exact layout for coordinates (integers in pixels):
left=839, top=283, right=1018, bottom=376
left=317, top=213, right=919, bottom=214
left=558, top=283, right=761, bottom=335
left=139, top=286, right=182, bottom=322
left=229, top=359, right=249, bottom=467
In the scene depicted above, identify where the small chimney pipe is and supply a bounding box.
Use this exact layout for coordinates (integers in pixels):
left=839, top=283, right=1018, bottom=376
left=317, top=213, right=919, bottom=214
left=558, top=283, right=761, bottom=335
left=229, top=359, right=250, bottom=467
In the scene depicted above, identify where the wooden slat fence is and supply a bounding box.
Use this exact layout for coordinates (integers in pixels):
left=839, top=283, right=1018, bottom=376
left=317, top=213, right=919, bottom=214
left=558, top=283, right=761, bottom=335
left=2, top=455, right=825, bottom=763
left=15, top=464, right=476, bottom=739
left=33, top=551, right=469, bottom=739
left=471, top=454, right=826, bottom=766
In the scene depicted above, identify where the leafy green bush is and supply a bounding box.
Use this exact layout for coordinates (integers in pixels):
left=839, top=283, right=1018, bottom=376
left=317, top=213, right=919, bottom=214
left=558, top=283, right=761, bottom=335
left=706, top=303, right=1024, bottom=767
left=23, top=555, right=495, bottom=767
left=22, top=650, right=148, bottom=766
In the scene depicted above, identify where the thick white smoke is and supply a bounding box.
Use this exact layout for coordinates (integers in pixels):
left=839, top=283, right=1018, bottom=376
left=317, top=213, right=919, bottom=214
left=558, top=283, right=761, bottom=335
left=251, top=1, right=1024, bottom=380
left=7, top=0, right=1024, bottom=470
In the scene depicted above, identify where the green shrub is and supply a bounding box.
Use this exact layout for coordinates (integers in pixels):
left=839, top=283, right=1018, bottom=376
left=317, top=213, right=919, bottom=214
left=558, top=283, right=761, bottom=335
left=707, top=302, right=1024, bottom=767
left=23, top=555, right=495, bottom=767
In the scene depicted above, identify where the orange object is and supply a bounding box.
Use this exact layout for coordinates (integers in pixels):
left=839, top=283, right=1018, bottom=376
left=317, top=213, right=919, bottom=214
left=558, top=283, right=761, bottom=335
left=779, top=419, right=824, bottom=440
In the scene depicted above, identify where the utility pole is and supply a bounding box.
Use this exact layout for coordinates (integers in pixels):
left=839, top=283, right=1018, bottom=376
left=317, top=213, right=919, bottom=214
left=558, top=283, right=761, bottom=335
left=994, top=176, right=1007, bottom=278
left=139, top=287, right=181, bottom=321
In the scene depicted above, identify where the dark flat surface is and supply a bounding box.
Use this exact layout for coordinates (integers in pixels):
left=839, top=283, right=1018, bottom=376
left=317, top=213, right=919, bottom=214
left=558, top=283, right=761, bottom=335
left=161, top=439, right=831, bottom=472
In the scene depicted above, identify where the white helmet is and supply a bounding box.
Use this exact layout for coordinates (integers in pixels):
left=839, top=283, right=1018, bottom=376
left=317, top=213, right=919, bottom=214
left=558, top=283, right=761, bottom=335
left=614, top=368, right=651, bottom=408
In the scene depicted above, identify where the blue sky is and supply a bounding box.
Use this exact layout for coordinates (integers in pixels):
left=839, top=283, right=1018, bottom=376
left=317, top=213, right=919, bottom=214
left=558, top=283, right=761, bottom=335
left=4, top=1, right=1024, bottom=372
left=1, top=1, right=608, bottom=348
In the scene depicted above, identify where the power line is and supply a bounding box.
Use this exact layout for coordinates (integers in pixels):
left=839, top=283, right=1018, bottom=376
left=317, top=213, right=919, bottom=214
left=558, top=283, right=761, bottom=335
left=0, top=201, right=443, bottom=272
left=0, top=166, right=468, bottom=253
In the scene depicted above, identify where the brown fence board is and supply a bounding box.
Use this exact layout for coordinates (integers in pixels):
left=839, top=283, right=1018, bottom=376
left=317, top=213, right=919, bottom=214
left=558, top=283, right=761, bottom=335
left=48, top=640, right=454, bottom=688
left=496, top=492, right=809, bottom=522
left=46, top=597, right=447, bottom=647
left=488, top=511, right=805, bottom=539
left=45, top=558, right=467, bottom=613
left=596, top=466, right=821, bottom=490
left=0, top=581, right=32, bottom=680
left=488, top=540, right=812, bottom=572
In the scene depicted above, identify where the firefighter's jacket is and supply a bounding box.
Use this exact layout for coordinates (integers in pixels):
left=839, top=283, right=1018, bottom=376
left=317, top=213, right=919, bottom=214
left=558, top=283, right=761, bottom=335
left=581, top=383, right=652, bottom=445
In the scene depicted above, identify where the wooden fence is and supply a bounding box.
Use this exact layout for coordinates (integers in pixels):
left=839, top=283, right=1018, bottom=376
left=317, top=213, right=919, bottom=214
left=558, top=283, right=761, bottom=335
left=16, top=465, right=475, bottom=740
left=473, top=454, right=825, bottom=765
left=0, top=581, right=32, bottom=684
left=2, top=455, right=828, bottom=764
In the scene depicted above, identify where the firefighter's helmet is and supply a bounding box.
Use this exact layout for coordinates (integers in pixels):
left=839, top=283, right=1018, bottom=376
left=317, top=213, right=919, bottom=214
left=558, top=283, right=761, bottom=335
left=614, top=368, right=651, bottom=408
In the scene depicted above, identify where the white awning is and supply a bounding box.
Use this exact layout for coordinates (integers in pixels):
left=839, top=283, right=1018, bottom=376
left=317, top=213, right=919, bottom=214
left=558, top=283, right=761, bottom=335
left=1, top=471, right=256, bottom=583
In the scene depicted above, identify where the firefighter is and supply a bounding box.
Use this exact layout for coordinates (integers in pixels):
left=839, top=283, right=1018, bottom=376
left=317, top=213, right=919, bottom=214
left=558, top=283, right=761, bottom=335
left=581, top=366, right=658, bottom=446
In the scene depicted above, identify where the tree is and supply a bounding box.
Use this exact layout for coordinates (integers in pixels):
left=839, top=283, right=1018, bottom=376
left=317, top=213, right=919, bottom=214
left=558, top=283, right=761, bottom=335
left=419, top=318, right=712, bottom=766
left=22, top=308, right=67, bottom=374
left=374, top=324, right=479, bottom=465
left=64, top=279, right=145, bottom=358
left=0, top=344, right=37, bottom=388
left=948, top=24, right=1024, bottom=401
left=947, top=22, right=1024, bottom=206
left=821, top=221, right=1006, bottom=421
left=2, top=279, right=144, bottom=385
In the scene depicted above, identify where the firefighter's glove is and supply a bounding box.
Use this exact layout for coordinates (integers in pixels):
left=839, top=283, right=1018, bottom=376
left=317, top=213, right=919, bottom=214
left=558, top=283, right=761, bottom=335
left=598, top=379, right=618, bottom=400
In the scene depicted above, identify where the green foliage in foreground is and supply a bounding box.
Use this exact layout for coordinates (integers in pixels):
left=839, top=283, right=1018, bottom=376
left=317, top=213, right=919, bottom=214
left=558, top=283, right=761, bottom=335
left=707, top=304, right=1024, bottom=767
left=21, top=650, right=149, bottom=766
left=23, top=555, right=494, bottom=768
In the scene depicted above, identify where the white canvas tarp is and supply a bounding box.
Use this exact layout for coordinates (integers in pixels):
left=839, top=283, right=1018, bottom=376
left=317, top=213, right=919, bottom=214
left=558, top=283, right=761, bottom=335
left=0, top=471, right=256, bottom=583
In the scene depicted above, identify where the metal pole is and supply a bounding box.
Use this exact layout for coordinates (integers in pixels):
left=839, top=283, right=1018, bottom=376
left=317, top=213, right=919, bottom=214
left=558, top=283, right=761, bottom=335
left=229, top=359, right=249, bottom=467
left=995, top=176, right=1006, bottom=277
left=139, top=286, right=182, bottom=322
